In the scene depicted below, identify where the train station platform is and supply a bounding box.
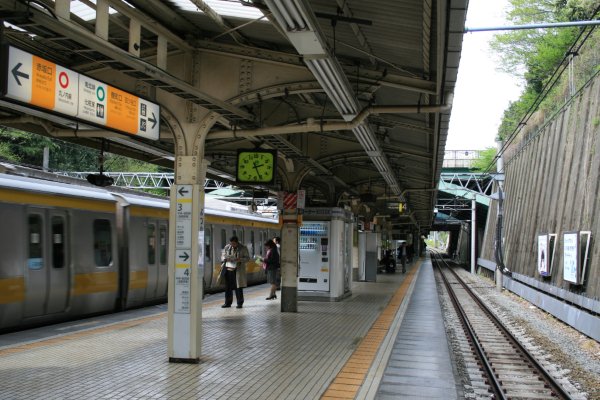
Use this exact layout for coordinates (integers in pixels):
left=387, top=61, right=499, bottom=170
left=0, top=256, right=461, bottom=400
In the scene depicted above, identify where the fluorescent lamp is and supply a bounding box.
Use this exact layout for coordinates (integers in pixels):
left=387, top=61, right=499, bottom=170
left=306, top=59, right=359, bottom=119
left=307, top=60, right=351, bottom=114
left=264, top=0, right=326, bottom=55
left=353, top=124, right=380, bottom=151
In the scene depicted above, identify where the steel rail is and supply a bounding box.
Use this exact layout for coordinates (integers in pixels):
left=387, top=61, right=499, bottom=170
left=430, top=251, right=505, bottom=399
left=431, top=251, right=574, bottom=400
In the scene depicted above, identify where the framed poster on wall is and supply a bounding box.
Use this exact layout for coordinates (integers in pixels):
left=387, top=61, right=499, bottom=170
left=537, top=233, right=556, bottom=277
left=563, top=232, right=579, bottom=283
left=563, top=231, right=591, bottom=285
left=538, top=234, right=549, bottom=276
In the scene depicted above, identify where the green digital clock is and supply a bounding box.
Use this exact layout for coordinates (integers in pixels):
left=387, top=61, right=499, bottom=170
left=236, top=149, right=277, bottom=184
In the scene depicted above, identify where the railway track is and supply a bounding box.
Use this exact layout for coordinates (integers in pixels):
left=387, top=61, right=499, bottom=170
left=430, top=251, right=573, bottom=400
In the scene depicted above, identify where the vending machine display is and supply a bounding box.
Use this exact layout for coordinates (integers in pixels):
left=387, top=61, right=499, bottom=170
left=298, top=222, right=330, bottom=291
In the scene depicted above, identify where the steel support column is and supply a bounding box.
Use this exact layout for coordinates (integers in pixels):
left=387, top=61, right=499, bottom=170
left=166, top=112, right=217, bottom=363
left=280, top=214, right=299, bottom=312
left=471, top=196, right=476, bottom=274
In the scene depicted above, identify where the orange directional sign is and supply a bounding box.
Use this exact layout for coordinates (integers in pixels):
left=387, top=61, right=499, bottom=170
left=1, top=45, right=160, bottom=140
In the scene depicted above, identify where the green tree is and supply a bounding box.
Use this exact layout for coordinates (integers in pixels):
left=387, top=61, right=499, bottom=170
left=0, top=126, right=164, bottom=176
left=490, top=0, right=598, bottom=140
left=0, top=127, right=56, bottom=166
left=471, top=147, right=498, bottom=172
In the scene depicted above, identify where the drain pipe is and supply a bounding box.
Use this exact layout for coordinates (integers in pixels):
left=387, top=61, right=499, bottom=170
left=207, top=93, right=454, bottom=139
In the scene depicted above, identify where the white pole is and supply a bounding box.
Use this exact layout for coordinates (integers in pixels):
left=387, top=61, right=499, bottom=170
left=496, top=140, right=504, bottom=290
left=471, top=196, right=476, bottom=274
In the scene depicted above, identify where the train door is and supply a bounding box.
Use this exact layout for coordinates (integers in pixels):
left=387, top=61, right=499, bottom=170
left=158, top=223, right=168, bottom=297
left=24, top=209, right=71, bottom=318
left=203, top=225, right=213, bottom=291
left=146, top=222, right=159, bottom=299
left=46, top=211, right=69, bottom=314
left=24, top=210, right=46, bottom=317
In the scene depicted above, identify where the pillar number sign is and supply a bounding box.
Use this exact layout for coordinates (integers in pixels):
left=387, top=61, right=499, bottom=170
left=1, top=45, right=160, bottom=140
left=174, top=185, right=192, bottom=314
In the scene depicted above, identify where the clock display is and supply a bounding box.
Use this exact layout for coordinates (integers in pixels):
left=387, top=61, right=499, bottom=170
left=236, top=150, right=277, bottom=184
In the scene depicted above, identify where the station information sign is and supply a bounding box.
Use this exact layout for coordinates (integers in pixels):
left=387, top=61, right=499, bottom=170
left=1, top=45, right=159, bottom=140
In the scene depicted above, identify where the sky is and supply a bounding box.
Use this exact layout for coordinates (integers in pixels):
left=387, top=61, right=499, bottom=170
left=446, top=0, right=524, bottom=151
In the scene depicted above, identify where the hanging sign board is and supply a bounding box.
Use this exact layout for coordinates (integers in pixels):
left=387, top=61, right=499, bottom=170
left=1, top=45, right=160, bottom=140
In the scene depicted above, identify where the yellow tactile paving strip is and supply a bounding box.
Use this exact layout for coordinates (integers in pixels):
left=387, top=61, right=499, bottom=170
left=0, top=290, right=267, bottom=357
left=321, top=260, right=421, bottom=400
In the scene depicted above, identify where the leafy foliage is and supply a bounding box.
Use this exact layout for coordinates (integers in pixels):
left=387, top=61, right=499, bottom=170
left=491, top=0, right=599, bottom=140
left=0, top=127, right=56, bottom=165
left=471, top=147, right=498, bottom=172
left=0, top=126, right=161, bottom=174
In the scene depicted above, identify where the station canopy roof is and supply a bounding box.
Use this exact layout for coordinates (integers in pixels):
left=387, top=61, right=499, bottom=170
left=0, top=0, right=468, bottom=233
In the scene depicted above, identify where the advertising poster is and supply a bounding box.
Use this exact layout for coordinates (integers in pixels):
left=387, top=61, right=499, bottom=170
left=537, top=234, right=549, bottom=276
left=563, top=232, right=579, bottom=284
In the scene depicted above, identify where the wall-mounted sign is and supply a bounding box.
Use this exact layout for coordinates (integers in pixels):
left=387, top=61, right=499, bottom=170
left=174, top=249, right=191, bottom=314
left=537, top=233, right=556, bottom=277
left=563, top=232, right=579, bottom=283
left=563, top=231, right=591, bottom=285
left=175, top=184, right=192, bottom=249
left=1, top=45, right=160, bottom=140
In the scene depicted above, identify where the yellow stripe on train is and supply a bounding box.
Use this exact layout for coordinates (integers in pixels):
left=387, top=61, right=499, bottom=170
left=72, top=271, right=118, bottom=296
left=0, top=189, right=115, bottom=213
left=128, top=270, right=148, bottom=290
left=0, top=277, right=25, bottom=304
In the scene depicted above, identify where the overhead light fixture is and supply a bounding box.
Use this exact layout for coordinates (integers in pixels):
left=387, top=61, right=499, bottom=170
left=305, top=58, right=359, bottom=119
left=263, top=0, right=358, bottom=120
left=353, top=124, right=380, bottom=151
left=264, top=0, right=326, bottom=55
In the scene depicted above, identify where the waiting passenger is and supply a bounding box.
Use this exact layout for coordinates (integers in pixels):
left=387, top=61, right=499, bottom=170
left=263, top=239, right=280, bottom=300
left=273, top=236, right=282, bottom=290
left=383, top=250, right=396, bottom=273
left=400, top=243, right=407, bottom=273
left=221, top=236, right=250, bottom=309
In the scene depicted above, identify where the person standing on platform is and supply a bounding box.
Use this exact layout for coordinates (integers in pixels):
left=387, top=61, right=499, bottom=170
left=400, top=242, right=407, bottom=273
left=273, top=236, right=281, bottom=290
left=221, top=236, right=250, bottom=309
left=263, top=239, right=280, bottom=300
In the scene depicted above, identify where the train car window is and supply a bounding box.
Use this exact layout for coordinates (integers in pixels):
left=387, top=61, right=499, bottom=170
left=221, top=229, right=226, bottom=249
left=204, top=230, right=211, bottom=263
left=28, top=214, right=44, bottom=269
left=232, top=229, right=237, bottom=239
left=259, top=231, right=264, bottom=255
left=160, top=226, right=167, bottom=265
left=51, top=216, right=65, bottom=268
left=250, top=231, right=255, bottom=256
left=93, top=219, right=112, bottom=267
left=148, top=224, right=156, bottom=265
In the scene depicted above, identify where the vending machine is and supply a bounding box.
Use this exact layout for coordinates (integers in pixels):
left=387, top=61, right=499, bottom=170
left=298, top=208, right=353, bottom=300
left=298, top=221, right=330, bottom=292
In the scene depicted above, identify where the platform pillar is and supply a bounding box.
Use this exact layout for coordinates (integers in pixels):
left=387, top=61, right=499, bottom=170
left=167, top=157, right=207, bottom=363
left=281, top=214, right=299, bottom=312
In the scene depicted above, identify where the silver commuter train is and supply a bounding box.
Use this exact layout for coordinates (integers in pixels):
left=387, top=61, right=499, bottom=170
left=0, top=172, right=279, bottom=331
